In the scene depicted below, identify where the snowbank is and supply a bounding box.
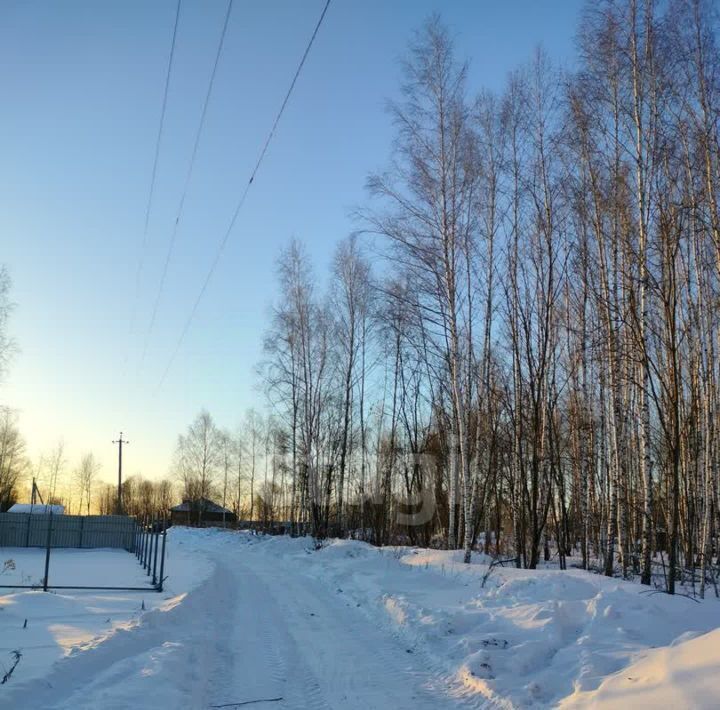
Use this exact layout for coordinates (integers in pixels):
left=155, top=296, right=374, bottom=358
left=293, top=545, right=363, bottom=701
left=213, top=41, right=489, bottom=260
left=562, top=627, right=720, bottom=708
left=246, top=535, right=720, bottom=708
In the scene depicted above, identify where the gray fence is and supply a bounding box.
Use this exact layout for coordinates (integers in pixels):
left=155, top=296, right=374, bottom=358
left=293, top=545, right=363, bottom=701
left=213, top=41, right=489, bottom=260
left=0, top=513, right=136, bottom=550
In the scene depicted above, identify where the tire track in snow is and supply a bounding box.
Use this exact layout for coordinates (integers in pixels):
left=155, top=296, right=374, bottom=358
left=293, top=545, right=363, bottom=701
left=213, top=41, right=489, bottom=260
left=237, top=549, right=485, bottom=709
left=206, top=558, right=331, bottom=710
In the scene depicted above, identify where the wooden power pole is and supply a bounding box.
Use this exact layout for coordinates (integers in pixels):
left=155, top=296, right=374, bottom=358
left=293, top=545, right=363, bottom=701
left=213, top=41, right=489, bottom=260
left=113, top=432, right=129, bottom=514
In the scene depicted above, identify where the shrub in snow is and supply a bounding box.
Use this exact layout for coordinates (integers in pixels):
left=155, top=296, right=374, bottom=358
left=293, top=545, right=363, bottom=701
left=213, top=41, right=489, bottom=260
left=1, top=559, right=15, bottom=575
left=0, top=651, right=22, bottom=685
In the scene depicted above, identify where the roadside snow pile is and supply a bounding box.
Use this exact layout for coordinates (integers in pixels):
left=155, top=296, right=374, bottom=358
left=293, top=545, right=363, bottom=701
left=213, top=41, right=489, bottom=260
left=561, top=626, right=720, bottom=708
left=256, top=536, right=720, bottom=708
left=0, top=527, right=213, bottom=691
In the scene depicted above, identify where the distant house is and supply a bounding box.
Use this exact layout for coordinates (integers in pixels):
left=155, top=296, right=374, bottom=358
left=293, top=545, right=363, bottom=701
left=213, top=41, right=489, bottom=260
left=7, top=503, right=65, bottom=515
left=169, top=498, right=236, bottom=526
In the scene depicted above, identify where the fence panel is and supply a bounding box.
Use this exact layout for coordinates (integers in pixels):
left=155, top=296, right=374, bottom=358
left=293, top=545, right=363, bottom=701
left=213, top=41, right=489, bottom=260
left=0, top=513, right=137, bottom=550
left=81, top=516, right=136, bottom=550
left=0, top=514, right=28, bottom=546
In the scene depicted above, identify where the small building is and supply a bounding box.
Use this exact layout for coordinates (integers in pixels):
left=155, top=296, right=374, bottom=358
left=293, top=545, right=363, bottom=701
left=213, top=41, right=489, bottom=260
left=169, top=498, right=236, bottom=526
left=7, top=503, right=65, bottom=515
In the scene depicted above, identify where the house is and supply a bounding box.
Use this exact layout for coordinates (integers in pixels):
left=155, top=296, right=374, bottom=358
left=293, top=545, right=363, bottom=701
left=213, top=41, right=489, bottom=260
left=169, top=498, right=236, bottom=526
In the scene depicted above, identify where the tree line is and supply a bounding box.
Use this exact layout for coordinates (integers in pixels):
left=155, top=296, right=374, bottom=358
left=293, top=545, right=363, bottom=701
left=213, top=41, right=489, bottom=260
left=0, top=267, right=24, bottom=510
left=172, top=408, right=290, bottom=527
left=247, top=0, right=720, bottom=595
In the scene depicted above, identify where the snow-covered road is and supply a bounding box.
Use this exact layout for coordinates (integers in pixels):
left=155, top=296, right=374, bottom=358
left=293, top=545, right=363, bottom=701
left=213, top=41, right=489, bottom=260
left=2, top=533, right=480, bottom=709
left=3, top=529, right=719, bottom=709
left=205, top=550, right=479, bottom=709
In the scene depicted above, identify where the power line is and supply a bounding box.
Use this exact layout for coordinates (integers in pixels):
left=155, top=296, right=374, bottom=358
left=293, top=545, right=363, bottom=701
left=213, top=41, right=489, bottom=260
left=128, top=0, right=183, bottom=343
left=139, top=0, right=235, bottom=372
left=157, top=0, right=331, bottom=388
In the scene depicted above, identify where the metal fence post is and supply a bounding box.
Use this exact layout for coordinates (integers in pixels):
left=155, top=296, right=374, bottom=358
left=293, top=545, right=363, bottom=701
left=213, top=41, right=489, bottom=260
left=152, top=521, right=160, bottom=584
left=141, top=518, right=147, bottom=568
left=157, top=526, right=167, bottom=592
left=43, top=511, right=53, bottom=592
left=79, top=515, right=85, bottom=549
left=146, top=522, right=152, bottom=577
left=144, top=519, right=150, bottom=570
left=151, top=522, right=157, bottom=585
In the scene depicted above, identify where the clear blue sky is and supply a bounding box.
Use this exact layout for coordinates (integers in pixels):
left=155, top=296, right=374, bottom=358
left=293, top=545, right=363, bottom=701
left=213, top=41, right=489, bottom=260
left=0, top=0, right=583, bottom=487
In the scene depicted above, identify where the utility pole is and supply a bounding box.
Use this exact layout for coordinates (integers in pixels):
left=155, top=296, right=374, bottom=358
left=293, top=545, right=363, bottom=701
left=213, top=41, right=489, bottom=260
left=113, top=432, right=129, bottom=514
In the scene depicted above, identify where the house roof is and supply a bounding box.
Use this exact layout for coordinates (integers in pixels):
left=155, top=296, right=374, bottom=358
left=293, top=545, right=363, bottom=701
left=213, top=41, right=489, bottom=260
left=170, top=498, right=233, bottom=514
left=7, top=503, right=65, bottom=515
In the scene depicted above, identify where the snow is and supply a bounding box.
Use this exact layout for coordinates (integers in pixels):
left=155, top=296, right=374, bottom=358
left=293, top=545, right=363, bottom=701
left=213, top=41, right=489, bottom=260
left=562, top=627, right=720, bottom=708
left=1, top=529, right=718, bottom=708
left=289, top=541, right=720, bottom=707
left=0, top=535, right=210, bottom=694
left=7, top=504, right=65, bottom=515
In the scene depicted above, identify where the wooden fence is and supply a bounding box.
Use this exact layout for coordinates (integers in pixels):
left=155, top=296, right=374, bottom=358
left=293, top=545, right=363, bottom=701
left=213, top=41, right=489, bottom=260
left=0, top=513, right=136, bottom=550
